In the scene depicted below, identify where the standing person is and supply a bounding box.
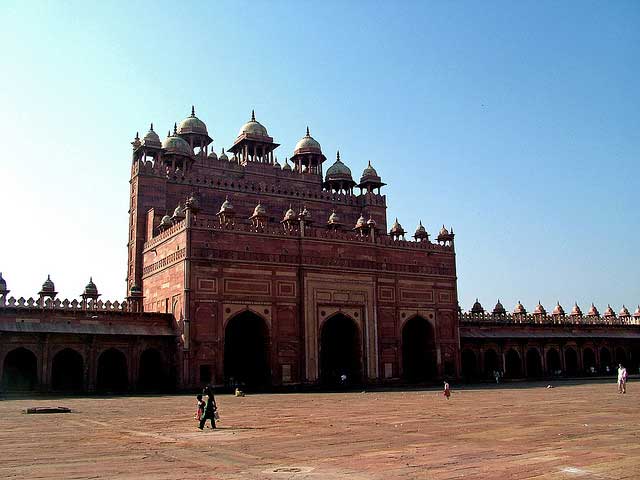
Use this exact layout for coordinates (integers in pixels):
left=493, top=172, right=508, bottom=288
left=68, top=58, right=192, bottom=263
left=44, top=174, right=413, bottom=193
left=494, top=370, right=500, bottom=384
left=443, top=381, right=451, bottom=400
left=194, top=394, right=205, bottom=421
left=617, top=364, right=628, bottom=394
left=199, top=386, right=217, bottom=430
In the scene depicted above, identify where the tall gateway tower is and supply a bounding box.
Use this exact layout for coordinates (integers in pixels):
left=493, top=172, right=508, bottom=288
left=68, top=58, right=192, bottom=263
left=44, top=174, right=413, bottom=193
left=127, top=107, right=459, bottom=389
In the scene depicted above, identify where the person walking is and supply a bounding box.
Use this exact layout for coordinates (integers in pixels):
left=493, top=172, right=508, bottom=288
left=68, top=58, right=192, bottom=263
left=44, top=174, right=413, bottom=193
left=199, top=386, right=218, bottom=430
left=443, top=381, right=451, bottom=400
left=617, top=364, right=628, bottom=394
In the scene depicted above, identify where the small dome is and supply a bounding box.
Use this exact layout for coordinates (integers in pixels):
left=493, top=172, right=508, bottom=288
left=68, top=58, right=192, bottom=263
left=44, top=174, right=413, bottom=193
left=83, top=277, right=99, bottom=297
left=41, top=275, right=55, bottom=293
left=471, top=299, right=484, bottom=314
left=142, top=123, right=161, bottom=147
left=633, top=305, right=640, bottom=318
left=208, top=149, right=218, bottom=160
left=414, top=221, right=427, bottom=237
left=219, top=148, right=229, bottom=161
left=587, top=303, right=600, bottom=316
left=367, top=216, right=377, bottom=227
left=492, top=299, right=506, bottom=315
left=328, top=210, right=340, bottom=225
left=172, top=203, right=185, bottom=220
left=294, top=127, right=322, bottom=154
left=513, top=301, right=527, bottom=315
left=252, top=202, right=266, bottom=217
left=604, top=304, right=616, bottom=317
left=0, top=272, right=6, bottom=291
left=354, top=214, right=366, bottom=229
left=390, top=218, right=405, bottom=235
left=325, top=151, right=353, bottom=181
left=273, top=157, right=281, bottom=168
left=238, top=110, right=268, bottom=137
left=300, top=206, right=311, bottom=220
left=160, top=215, right=172, bottom=227
left=439, top=225, right=449, bottom=236
left=218, top=196, right=234, bottom=214
left=162, top=129, right=192, bottom=156
left=130, top=284, right=142, bottom=295
left=283, top=158, right=292, bottom=171
left=619, top=305, right=631, bottom=317
left=552, top=302, right=565, bottom=316
left=534, top=301, right=546, bottom=315
left=178, top=106, right=208, bottom=136
left=362, top=160, right=378, bottom=178
left=283, top=206, right=296, bottom=222
left=570, top=302, right=583, bottom=316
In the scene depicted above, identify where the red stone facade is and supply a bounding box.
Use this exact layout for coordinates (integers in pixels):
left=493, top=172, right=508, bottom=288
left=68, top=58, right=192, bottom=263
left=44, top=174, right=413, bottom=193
left=127, top=109, right=459, bottom=389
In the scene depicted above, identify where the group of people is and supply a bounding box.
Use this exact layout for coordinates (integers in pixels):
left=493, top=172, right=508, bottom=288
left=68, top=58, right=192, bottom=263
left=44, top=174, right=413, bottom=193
left=195, top=386, right=218, bottom=430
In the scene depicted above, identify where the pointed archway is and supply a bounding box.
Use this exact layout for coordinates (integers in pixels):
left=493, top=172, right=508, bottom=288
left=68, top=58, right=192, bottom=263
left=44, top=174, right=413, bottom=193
left=97, top=348, right=128, bottom=392
left=2, top=348, right=38, bottom=391
left=52, top=348, right=84, bottom=392
left=600, top=347, right=612, bottom=373
left=615, top=346, right=627, bottom=365
left=224, top=311, right=271, bottom=390
left=504, top=348, right=522, bottom=378
left=526, top=348, right=542, bottom=378
left=320, top=313, right=362, bottom=385
left=583, top=348, right=596, bottom=373
left=138, top=348, right=168, bottom=391
left=546, top=348, right=561, bottom=375
left=461, top=349, right=477, bottom=380
left=484, top=349, right=500, bottom=378
left=564, top=347, right=578, bottom=376
left=401, top=316, right=436, bottom=382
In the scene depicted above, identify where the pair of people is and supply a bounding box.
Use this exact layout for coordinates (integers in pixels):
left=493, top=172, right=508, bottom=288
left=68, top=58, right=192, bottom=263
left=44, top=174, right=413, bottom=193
left=617, top=364, right=628, bottom=394
left=197, top=386, right=218, bottom=429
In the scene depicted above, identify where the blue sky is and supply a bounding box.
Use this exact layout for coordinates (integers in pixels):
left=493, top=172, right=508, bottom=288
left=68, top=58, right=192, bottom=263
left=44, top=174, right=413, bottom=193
left=0, top=1, right=638, bottom=313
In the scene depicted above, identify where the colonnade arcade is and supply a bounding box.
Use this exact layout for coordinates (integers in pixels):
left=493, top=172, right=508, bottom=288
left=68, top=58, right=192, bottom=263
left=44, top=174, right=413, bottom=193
left=460, top=340, right=640, bottom=380
left=0, top=343, right=172, bottom=393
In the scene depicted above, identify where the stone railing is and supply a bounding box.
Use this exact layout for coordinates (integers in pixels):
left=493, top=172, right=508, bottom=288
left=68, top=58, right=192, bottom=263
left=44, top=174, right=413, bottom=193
left=143, top=220, right=186, bottom=250
left=0, top=296, right=129, bottom=311
left=459, top=311, right=640, bottom=326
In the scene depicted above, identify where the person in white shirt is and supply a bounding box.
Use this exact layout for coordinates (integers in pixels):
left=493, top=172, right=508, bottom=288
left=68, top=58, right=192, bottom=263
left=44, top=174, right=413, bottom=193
left=617, top=364, right=628, bottom=394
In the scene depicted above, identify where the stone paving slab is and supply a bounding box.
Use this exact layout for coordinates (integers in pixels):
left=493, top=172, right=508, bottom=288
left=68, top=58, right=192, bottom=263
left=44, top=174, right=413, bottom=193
left=0, top=381, right=638, bottom=479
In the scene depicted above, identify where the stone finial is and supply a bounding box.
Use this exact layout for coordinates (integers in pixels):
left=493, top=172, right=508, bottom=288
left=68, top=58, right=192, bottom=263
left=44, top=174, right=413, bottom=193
left=191, top=105, right=195, bottom=116
left=306, top=126, right=310, bottom=137
left=251, top=109, right=256, bottom=121
left=173, top=123, right=178, bottom=135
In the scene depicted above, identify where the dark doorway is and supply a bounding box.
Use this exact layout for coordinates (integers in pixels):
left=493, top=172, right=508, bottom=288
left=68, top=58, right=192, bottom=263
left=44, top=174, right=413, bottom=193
left=615, top=347, right=627, bottom=365
left=583, top=348, right=596, bottom=373
left=630, top=346, right=640, bottom=374
left=2, top=348, right=38, bottom=391
left=600, top=347, right=612, bottom=374
left=565, top=347, right=578, bottom=376
left=51, top=348, right=84, bottom=392
left=546, top=348, right=561, bottom=375
left=320, top=314, right=362, bottom=385
left=401, top=316, right=435, bottom=382
left=526, top=348, right=542, bottom=378
left=97, top=348, right=128, bottom=392
left=461, top=349, right=477, bottom=380
left=138, top=348, right=167, bottom=391
left=484, top=349, right=500, bottom=378
left=504, top=349, right=522, bottom=378
left=224, top=311, right=271, bottom=390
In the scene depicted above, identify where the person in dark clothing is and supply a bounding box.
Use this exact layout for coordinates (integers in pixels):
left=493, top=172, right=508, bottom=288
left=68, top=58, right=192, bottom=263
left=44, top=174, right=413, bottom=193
left=199, top=386, right=217, bottom=430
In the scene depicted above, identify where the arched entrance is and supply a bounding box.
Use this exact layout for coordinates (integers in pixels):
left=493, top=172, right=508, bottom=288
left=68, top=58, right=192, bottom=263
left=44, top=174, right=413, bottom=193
left=504, top=349, right=522, bottom=378
left=526, top=348, right=542, bottom=378
left=97, top=348, right=128, bottom=392
left=51, top=348, right=84, bottom=392
left=320, top=313, right=362, bottom=385
left=401, top=316, right=435, bottom=382
left=546, top=348, right=561, bottom=375
left=224, top=311, right=271, bottom=389
left=138, top=348, right=168, bottom=391
left=600, top=347, right=612, bottom=373
left=2, top=348, right=38, bottom=391
left=564, top=347, right=578, bottom=376
left=484, top=349, right=500, bottom=378
left=583, top=348, right=596, bottom=373
left=461, top=349, right=477, bottom=380
left=630, top=346, right=640, bottom=374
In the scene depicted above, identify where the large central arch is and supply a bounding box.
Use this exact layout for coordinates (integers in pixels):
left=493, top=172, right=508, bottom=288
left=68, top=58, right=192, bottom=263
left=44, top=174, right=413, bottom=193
left=97, top=348, right=128, bottom=392
left=2, top=347, right=38, bottom=391
left=52, top=348, right=84, bottom=392
left=224, top=310, right=271, bottom=389
left=320, top=313, right=362, bottom=385
left=402, top=316, right=436, bottom=382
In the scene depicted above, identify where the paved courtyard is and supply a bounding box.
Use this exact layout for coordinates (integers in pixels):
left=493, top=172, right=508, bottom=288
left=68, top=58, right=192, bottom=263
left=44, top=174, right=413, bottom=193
left=0, top=381, right=638, bottom=479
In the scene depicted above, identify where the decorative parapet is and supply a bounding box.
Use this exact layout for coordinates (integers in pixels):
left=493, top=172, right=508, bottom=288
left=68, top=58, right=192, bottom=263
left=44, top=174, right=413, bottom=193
left=459, top=311, right=640, bottom=326
left=143, top=220, right=185, bottom=250
left=0, top=296, right=129, bottom=312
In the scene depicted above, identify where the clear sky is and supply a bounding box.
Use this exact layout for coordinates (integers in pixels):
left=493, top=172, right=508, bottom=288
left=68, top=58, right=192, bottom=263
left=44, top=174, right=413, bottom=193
left=0, top=1, right=638, bottom=314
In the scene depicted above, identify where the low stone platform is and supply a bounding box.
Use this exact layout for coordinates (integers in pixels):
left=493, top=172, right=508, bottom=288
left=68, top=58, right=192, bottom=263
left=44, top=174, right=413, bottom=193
left=0, top=381, right=637, bottom=479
